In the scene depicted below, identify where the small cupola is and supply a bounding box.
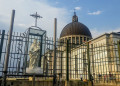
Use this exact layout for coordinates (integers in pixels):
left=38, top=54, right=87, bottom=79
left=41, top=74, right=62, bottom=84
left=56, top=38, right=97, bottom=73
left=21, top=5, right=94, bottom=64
left=72, top=11, right=78, bottom=22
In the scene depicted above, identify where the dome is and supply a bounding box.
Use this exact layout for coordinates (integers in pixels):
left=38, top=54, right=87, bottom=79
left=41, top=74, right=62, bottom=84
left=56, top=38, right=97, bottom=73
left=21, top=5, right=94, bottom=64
left=60, top=22, right=92, bottom=38
left=60, top=12, right=92, bottom=38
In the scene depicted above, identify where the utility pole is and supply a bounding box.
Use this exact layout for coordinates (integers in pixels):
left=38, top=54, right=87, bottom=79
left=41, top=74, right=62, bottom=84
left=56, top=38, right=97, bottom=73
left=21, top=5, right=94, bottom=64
left=30, top=12, right=42, bottom=27
left=2, top=10, right=15, bottom=86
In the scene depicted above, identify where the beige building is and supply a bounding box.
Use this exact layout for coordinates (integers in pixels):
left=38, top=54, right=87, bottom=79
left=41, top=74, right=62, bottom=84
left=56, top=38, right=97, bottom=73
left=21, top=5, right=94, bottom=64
left=42, top=12, right=120, bottom=84
left=65, top=32, right=120, bottom=82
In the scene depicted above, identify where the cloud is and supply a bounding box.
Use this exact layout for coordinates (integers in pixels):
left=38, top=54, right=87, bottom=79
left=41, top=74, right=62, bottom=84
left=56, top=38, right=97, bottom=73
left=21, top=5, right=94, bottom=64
left=88, top=11, right=102, bottom=15
left=90, top=28, right=104, bottom=38
left=0, top=0, right=69, bottom=37
left=73, top=0, right=80, bottom=3
left=75, top=7, right=81, bottom=10
left=17, top=23, right=27, bottom=28
left=55, top=1, right=59, bottom=4
left=112, top=27, right=120, bottom=32
left=91, top=27, right=120, bottom=38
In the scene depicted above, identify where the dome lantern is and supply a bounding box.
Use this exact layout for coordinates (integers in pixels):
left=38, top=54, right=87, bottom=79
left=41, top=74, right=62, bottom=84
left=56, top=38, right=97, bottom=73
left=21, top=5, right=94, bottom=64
left=72, top=11, right=78, bottom=22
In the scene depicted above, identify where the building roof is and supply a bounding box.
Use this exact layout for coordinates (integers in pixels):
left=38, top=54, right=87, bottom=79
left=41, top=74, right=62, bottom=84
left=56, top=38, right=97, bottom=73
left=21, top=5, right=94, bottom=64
left=60, top=12, right=92, bottom=38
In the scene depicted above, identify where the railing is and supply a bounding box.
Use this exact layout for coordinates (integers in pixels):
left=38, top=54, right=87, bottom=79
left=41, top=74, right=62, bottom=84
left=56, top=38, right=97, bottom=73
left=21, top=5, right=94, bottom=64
left=0, top=30, right=120, bottom=85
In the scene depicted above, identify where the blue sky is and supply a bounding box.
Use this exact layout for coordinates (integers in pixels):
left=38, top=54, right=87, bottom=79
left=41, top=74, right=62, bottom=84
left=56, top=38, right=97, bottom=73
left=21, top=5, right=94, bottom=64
left=0, top=0, right=120, bottom=38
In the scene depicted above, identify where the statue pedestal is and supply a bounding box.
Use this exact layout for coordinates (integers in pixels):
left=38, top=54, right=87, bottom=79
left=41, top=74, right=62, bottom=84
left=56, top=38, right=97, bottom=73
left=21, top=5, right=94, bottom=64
left=26, top=67, right=43, bottom=74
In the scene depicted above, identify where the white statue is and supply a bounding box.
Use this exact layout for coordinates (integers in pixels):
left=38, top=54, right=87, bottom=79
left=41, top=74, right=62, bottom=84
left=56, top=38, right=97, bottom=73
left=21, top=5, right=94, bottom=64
left=26, top=39, right=43, bottom=74
left=29, top=39, right=40, bottom=69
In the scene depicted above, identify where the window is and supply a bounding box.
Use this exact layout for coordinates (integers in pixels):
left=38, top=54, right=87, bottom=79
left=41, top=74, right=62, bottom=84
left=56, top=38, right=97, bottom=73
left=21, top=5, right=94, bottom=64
left=80, top=37, right=83, bottom=44
left=87, top=38, right=89, bottom=41
left=76, top=37, right=79, bottom=44
left=68, top=37, right=71, bottom=43
left=72, top=37, right=75, bottom=43
left=84, top=37, right=86, bottom=42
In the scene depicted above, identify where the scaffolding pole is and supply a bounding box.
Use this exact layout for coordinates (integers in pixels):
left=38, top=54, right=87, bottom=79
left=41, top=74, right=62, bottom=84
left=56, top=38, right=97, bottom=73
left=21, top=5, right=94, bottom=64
left=2, top=10, right=15, bottom=86
left=53, top=18, right=57, bottom=86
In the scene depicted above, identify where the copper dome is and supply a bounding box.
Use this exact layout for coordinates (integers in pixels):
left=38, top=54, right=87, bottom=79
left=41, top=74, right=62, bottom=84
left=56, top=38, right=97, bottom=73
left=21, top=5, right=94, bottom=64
left=60, top=12, right=92, bottom=38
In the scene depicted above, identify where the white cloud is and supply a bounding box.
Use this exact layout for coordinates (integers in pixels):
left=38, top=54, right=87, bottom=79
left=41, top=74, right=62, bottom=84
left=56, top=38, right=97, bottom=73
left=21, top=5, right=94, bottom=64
left=112, top=27, right=120, bottom=32
left=90, top=28, right=104, bottom=38
left=75, top=7, right=81, bottom=10
left=55, top=1, right=59, bottom=4
left=17, top=23, right=26, bottom=28
left=91, top=27, right=120, bottom=38
left=88, top=11, right=102, bottom=15
left=0, top=0, right=69, bottom=37
left=73, top=0, right=80, bottom=3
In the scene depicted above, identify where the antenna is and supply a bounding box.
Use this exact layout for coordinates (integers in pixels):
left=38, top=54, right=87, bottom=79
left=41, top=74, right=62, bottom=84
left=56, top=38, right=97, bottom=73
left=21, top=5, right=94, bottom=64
left=30, top=12, right=42, bottom=27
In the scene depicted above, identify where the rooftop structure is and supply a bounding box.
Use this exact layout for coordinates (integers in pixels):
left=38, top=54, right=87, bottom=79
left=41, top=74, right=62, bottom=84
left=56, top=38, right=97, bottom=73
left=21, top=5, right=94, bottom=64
left=60, top=12, right=92, bottom=44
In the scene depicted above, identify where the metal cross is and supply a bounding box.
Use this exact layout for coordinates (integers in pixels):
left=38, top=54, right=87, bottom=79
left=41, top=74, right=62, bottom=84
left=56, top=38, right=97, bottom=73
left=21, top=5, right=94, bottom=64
left=30, top=12, right=42, bottom=27
left=74, top=9, right=76, bottom=15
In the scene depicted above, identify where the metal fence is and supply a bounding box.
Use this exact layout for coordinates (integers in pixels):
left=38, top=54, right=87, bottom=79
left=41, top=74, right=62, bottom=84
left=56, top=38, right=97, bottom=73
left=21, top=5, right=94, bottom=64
left=0, top=30, right=120, bottom=85
left=65, top=35, right=120, bottom=84
left=0, top=30, right=51, bottom=77
left=0, top=30, right=26, bottom=76
left=90, top=40, right=120, bottom=83
left=0, top=30, right=65, bottom=79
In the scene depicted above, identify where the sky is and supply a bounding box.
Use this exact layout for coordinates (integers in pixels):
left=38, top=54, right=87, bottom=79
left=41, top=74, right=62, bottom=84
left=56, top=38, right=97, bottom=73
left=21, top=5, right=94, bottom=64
left=0, top=0, right=120, bottom=38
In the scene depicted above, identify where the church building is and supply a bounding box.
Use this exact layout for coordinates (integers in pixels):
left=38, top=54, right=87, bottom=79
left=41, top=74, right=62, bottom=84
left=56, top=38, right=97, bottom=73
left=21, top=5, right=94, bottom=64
left=41, top=12, right=120, bottom=84
left=60, top=12, right=92, bottom=44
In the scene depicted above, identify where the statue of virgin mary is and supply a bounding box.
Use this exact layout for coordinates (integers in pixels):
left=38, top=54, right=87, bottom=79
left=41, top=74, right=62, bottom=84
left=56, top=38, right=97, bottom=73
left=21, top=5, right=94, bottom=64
left=29, top=39, right=40, bottom=69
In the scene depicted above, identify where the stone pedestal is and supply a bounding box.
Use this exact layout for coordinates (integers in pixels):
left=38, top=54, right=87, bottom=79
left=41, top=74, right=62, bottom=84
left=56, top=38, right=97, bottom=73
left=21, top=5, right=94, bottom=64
left=26, top=67, right=43, bottom=74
